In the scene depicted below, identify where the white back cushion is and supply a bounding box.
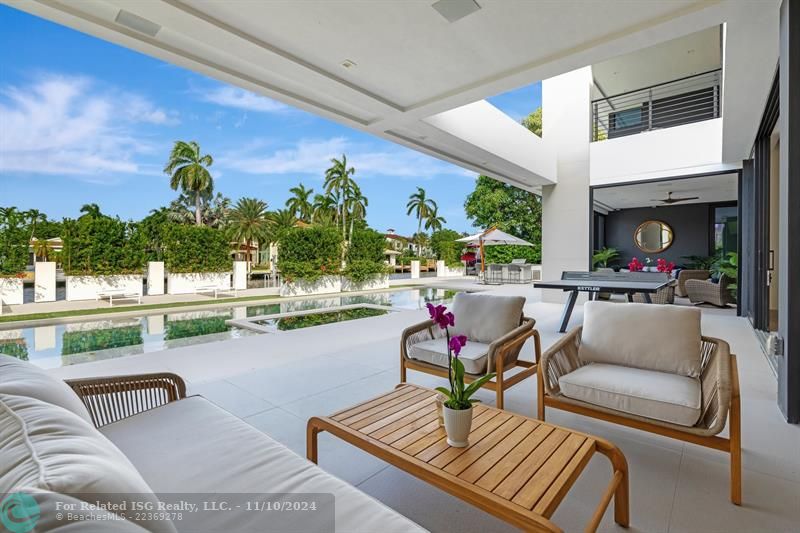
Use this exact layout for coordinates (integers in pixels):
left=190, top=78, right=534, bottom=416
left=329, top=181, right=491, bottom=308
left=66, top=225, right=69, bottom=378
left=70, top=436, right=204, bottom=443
left=451, top=293, right=524, bottom=344
left=579, top=301, right=703, bottom=377
left=0, top=355, right=91, bottom=424
left=0, top=393, right=177, bottom=533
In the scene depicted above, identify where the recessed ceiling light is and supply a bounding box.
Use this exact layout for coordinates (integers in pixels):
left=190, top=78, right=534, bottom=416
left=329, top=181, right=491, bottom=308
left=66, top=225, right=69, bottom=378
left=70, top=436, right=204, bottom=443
left=432, top=0, right=481, bottom=23
left=340, top=59, right=357, bottom=69
left=115, top=10, right=161, bottom=37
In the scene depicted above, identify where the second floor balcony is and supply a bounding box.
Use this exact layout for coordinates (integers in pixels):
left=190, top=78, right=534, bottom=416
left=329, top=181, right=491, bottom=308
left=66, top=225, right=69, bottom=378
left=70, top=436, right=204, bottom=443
left=592, top=69, right=722, bottom=142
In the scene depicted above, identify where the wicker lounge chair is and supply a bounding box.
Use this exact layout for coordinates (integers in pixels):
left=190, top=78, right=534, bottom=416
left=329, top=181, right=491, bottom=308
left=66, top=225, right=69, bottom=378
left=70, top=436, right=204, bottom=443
left=676, top=269, right=711, bottom=297
left=685, top=273, right=735, bottom=307
left=633, top=279, right=677, bottom=304
left=401, top=293, right=540, bottom=409
left=537, top=301, right=741, bottom=504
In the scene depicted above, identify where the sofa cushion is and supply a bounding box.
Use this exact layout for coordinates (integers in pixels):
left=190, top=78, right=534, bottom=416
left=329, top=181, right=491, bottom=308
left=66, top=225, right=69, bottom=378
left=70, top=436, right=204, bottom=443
left=408, top=338, right=490, bottom=375
left=0, top=393, right=176, bottom=533
left=558, top=364, right=702, bottom=427
left=579, top=301, right=703, bottom=377
left=0, top=355, right=91, bottom=423
left=451, top=293, right=524, bottom=344
left=100, top=396, right=426, bottom=533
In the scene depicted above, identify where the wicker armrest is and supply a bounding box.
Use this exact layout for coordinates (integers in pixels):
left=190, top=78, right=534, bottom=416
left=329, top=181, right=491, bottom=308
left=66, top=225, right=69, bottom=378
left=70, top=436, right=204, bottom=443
left=697, top=336, right=733, bottom=435
left=539, top=326, right=584, bottom=395
left=65, top=372, right=187, bottom=428
left=488, top=316, right=536, bottom=371
left=400, top=319, right=436, bottom=361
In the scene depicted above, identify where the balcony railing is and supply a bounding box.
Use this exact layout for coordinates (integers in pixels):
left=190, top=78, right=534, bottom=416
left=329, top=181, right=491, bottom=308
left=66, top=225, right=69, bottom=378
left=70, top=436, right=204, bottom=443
left=592, top=69, right=721, bottom=141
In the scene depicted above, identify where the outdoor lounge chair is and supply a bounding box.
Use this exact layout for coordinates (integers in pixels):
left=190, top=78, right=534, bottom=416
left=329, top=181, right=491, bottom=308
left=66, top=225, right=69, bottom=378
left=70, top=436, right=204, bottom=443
left=633, top=279, right=677, bottom=304
left=400, top=293, right=540, bottom=409
left=537, top=301, right=741, bottom=504
left=685, top=273, right=735, bottom=307
left=675, top=269, right=711, bottom=297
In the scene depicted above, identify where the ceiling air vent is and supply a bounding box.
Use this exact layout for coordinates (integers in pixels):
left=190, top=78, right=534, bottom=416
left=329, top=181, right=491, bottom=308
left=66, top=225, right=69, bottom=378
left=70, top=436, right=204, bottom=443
left=115, top=10, right=161, bottom=37
left=432, top=0, right=481, bottom=23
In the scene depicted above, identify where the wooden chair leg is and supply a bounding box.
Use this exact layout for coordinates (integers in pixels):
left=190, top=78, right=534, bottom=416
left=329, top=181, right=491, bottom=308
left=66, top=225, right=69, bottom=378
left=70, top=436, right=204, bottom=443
left=536, top=366, right=545, bottom=421
left=730, top=355, right=742, bottom=505
left=400, top=357, right=407, bottom=383
left=495, top=356, right=505, bottom=410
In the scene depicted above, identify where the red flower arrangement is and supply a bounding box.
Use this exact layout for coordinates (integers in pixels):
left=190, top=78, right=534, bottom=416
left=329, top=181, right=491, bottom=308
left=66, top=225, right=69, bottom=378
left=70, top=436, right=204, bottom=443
left=628, top=257, right=644, bottom=272
left=656, top=258, right=676, bottom=274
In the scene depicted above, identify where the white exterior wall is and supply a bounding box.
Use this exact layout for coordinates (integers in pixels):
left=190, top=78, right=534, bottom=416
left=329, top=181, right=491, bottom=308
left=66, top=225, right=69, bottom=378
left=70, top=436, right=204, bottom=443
left=65, top=275, right=143, bottom=301
left=589, top=118, right=732, bottom=185
left=147, top=262, right=165, bottom=295
left=167, top=272, right=231, bottom=295
left=410, top=261, right=420, bottom=279
left=232, top=261, right=248, bottom=290
left=34, top=262, right=56, bottom=302
left=541, top=67, right=593, bottom=303
left=280, top=275, right=342, bottom=297
left=0, top=278, right=24, bottom=306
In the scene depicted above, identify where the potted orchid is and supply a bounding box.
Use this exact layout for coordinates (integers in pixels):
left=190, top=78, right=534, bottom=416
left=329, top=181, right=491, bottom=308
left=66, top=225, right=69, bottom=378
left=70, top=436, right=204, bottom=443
left=426, top=303, right=495, bottom=447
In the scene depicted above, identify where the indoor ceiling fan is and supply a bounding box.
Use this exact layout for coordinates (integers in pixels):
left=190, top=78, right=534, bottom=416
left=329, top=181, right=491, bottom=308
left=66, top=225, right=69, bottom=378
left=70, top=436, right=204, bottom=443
left=650, top=191, right=700, bottom=205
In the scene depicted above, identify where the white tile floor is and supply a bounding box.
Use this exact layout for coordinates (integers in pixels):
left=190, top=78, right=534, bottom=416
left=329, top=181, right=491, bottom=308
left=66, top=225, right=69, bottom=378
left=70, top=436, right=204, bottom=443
left=48, top=283, right=800, bottom=533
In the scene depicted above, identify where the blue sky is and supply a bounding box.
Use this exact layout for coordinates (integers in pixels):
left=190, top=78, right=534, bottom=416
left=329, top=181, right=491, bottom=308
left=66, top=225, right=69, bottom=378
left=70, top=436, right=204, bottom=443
left=0, top=5, right=540, bottom=236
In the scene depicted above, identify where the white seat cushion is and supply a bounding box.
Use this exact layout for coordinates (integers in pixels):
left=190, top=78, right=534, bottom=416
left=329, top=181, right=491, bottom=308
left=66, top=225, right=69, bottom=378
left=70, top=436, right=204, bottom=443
left=579, top=300, right=703, bottom=377
left=0, top=393, right=175, bottom=533
left=0, top=355, right=92, bottom=423
left=451, top=293, right=524, bottom=344
left=100, top=396, right=426, bottom=533
left=408, top=338, right=490, bottom=375
left=558, top=364, right=702, bottom=427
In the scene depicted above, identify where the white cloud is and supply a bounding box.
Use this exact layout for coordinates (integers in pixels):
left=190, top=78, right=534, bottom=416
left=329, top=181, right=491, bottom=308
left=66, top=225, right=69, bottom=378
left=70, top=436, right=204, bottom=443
left=218, top=137, right=466, bottom=179
left=0, top=75, right=174, bottom=179
left=198, top=85, right=288, bottom=113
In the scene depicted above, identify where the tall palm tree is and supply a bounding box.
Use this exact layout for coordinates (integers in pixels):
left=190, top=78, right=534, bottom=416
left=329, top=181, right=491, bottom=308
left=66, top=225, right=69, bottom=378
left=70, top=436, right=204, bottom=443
left=406, top=187, right=437, bottom=254
left=324, top=155, right=356, bottom=243
left=164, top=140, right=214, bottom=226
left=268, top=209, right=298, bottom=243
left=285, top=184, right=314, bottom=222
left=228, top=198, right=270, bottom=264
left=346, top=184, right=368, bottom=240
left=311, top=193, right=338, bottom=224
left=79, top=203, right=103, bottom=219
left=424, top=206, right=446, bottom=233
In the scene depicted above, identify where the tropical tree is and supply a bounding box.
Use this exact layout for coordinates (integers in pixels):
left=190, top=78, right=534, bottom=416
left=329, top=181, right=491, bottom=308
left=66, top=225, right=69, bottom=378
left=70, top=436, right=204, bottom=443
left=286, top=184, right=314, bottom=222
left=228, top=198, right=270, bottom=264
left=424, top=206, right=446, bottom=233
left=346, top=184, right=368, bottom=241
left=464, top=176, right=542, bottom=245
left=33, top=238, right=54, bottom=261
left=311, top=193, right=338, bottom=224
left=79, top=203, right=103, bottom=219
left=166, top=191, right=231, bottom=228
left=163, top=140, right=214, bottom=226
left=323, top=154, right=356, bottom=243
left=521, top=107, right=542, bottom=136
left=406, top=187, right=437, bottom=254
left=268, top=208, right=299, bottom=244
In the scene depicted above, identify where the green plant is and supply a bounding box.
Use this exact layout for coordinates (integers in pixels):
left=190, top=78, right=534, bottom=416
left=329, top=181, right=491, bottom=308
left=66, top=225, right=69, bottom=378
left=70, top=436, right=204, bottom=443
left=682, top=255, right=716, bottom=270
left=0, top=340, right=28, bottom=361
left=61, top=216, right=145, bottom=276
left=286, top=184, right=314, bottom=222
left=484, top=245, right=540, bottom=265
left=430, top=229, right=463, bottom=266
left=278, top=226, right=342, bottom=282
left=165, top=315, right=231, bottom=340
left=592, top=247, right=619, bottom=268
left=713, top=251, right=739, bottom=298
left=164, top=140, right=214, bottom=226
left=228, top=197, right=270, bottom=263
left=275, top=307, right=387, bottom=331
left=406, top=187, right=437, bottom=254
left=464, top=176, right=542, bottom=247
left=162, top=224, right=230, bottom=273
left=0, top=207, right=30, bottom=276
left=343, top=228, right=387, bottom=282
left=342, top=260, right=389, bottom=283
left=61, top=326, right=143, bottom=355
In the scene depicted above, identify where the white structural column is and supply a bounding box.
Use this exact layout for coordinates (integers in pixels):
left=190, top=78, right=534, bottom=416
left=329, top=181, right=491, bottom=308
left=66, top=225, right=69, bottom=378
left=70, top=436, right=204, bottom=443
left=233, top=261, right=248, bottom=291
left=34, top=261, right=56, bottom=302
left=410, top=260, right=420, bottom=279
left=540, top=67, right=593, bottom=303
left=147, top=262, right=165, bottom=296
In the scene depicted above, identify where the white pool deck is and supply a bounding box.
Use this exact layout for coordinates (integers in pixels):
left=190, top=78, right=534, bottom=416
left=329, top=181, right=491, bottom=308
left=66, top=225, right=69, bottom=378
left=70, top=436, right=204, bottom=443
left=47, top=281, right=799, bottom=533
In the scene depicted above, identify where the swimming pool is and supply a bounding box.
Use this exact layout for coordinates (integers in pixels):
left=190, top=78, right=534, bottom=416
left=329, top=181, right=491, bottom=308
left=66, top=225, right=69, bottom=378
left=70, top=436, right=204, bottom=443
left=0, top=287, right=461, bottom=369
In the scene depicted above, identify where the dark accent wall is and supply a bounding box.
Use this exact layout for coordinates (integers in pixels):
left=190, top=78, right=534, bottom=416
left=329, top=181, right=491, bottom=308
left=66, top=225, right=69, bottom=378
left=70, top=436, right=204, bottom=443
left=603, top=203, right=711, bottom=266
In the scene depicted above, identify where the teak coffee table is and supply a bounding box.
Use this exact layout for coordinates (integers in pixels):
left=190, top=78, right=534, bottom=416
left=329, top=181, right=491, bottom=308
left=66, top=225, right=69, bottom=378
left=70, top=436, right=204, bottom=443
left=307, top=384, right=629, bottom=533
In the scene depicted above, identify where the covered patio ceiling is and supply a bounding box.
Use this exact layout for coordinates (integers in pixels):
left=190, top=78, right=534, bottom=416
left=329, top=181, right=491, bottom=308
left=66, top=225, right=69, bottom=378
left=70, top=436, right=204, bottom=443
left=8, top=0, right=778, bottom=189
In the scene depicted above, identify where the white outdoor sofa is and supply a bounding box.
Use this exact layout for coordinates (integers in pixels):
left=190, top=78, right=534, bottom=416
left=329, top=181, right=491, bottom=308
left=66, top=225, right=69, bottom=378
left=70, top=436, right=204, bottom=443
left=0, top=355, right=426, bottom=532
left=194, top=285, right=237, bottom=299
left=96, top=289, right=142, bottom=306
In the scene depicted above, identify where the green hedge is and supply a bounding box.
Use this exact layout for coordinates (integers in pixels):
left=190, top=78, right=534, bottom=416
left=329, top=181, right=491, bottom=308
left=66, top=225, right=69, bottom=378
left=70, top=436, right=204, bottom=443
left=61, top=217, right=146, bottom=276
left=162, top=224, right=230, bottom=273
left=431, top=229, right=463, bottom=267
left=484, top=244, right=541, bottom=265
left=346, top=228, right=385, bottom=263
left=0, top=208, right=32, bottom=276
left=278, top=226, right=342, bottom=282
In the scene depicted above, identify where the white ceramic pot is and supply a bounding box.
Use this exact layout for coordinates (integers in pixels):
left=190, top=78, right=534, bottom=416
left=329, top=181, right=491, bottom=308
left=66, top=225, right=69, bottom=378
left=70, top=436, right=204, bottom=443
left=442, top=404, right=473, bottom=448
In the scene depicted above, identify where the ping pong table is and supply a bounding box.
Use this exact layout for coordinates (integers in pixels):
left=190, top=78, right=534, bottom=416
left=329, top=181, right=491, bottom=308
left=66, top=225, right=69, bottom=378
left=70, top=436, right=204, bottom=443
left=535, top=271, right=672, bottom=332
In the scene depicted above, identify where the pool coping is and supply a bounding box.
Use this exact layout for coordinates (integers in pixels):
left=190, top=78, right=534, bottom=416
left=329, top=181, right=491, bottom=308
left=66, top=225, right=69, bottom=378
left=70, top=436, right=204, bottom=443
left=226, top=303, right=399, bottom=333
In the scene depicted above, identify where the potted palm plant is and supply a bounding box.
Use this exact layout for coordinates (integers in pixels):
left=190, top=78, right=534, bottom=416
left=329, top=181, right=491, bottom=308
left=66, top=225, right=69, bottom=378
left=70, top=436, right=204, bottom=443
left=426, top=303, right=495, bottom=447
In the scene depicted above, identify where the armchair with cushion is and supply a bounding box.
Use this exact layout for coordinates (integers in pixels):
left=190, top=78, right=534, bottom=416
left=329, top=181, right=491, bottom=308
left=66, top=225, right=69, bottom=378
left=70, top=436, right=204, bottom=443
left=537, top=301, right=741, bottom=504
left=401, top=293, right=540, bottom=409
left=685, top=273, right=735, bottom=307
left=676, top=269, right=711, bottom=297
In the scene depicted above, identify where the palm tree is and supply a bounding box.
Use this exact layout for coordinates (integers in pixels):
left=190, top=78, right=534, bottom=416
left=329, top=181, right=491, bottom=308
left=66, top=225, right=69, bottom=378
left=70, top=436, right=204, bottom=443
left=346, top=184, right=368, bottom=240
left=311, top=193, right=338, bottom=224
left=79, top=203, right=103, bottom=219
left=164, top=140, right=214, bottom=226
left=424, top=206, right=446, bottom=233
left=228, top=198, right=270, bottom=264
left=33, top=238, right=53, bottom=262
left=285, top=184, right=314, bottom=222
left=324, top=155, right=356, bottom=242
left=406, top=187, right=437, bottom=254
left=268, top=209, right=298, bottom=243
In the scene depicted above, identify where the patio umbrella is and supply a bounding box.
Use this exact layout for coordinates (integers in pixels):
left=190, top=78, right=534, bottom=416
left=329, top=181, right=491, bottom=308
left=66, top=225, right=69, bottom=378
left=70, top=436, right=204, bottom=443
left=456, top=227, right=534, bottom=273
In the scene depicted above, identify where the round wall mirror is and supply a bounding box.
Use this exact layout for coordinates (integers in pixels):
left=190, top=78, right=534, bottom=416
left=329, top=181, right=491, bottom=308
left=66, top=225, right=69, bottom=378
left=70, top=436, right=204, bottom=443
left=633, top=220, right=674, bottom=253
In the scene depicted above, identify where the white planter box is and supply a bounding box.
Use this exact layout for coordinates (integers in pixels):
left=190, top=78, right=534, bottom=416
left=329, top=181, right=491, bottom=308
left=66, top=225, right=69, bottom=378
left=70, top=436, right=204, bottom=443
left=436, top=261, right=464, bottom=277
left=65, top=275, right=143, bottom=302
left=341, top=275, right=390, bottom=292
left=147, top=262, right=165, bottom=296
left=280, top=275, right=342, bottom=297
left=167, top=272, right=231, bottom=295
left=232, top=261, right=248, bottom=291
left=0, top=277, right=24, bottom=306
